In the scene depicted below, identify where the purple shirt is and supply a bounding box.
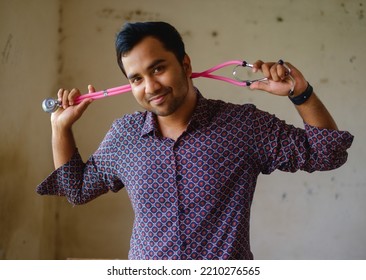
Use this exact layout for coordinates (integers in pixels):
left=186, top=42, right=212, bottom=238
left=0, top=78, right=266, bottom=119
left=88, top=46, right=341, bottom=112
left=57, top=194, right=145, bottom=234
left=36, top=91, right=353, bottom=259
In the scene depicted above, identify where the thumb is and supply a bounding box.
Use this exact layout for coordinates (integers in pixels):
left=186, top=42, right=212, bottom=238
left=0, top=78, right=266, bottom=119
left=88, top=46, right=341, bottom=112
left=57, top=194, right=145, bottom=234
left=249, top=79, right=292, bottom=96
left=249, top=80, right=269, bottom=92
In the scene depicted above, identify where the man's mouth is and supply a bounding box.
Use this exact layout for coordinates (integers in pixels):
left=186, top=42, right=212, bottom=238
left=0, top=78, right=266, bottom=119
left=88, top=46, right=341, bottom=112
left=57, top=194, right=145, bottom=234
left=148, top=92, right=169, bottom=105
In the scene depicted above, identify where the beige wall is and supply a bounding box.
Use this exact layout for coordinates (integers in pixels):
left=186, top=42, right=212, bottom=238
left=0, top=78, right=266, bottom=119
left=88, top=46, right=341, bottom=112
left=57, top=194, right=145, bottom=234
left=0, top=0, right=59, bottom=259
left=1, top=0, right=365, bottom=259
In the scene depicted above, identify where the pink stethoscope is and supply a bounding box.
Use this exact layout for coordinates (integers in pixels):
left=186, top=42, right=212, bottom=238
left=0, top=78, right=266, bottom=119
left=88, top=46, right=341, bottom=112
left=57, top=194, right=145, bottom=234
left=42, top=60, right=294, bottom=113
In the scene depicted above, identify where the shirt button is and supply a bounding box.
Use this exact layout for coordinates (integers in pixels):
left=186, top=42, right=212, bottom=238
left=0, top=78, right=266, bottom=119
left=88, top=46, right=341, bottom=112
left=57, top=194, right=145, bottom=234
left=176, top=174, right=183, bottom=181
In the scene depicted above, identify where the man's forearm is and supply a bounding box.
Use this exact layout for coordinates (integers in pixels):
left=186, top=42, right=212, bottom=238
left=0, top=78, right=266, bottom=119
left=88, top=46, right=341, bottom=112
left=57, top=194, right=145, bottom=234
left=294, top=92, right=338, bottom=130
left=52, top=127, right=77, bottom=169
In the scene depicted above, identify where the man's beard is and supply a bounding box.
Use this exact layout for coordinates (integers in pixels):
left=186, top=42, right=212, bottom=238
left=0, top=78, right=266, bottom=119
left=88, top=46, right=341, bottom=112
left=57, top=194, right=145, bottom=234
left=149, top=71, right=190, bottom=117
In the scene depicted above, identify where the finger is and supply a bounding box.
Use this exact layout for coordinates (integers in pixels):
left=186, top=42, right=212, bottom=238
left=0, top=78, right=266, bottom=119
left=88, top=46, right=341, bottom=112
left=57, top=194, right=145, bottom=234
left=276, top=63, right=288, bottom=80
left=260, top=63, right=272, bottom=79
left=68, top=88, right=81, bottom=106
left=88, top=84, right=96, bottom=93
left=284, top=62, right=308, bottom=94
left=57, top=88, right=64, bottom=102
left=283, top=62, right=301, bottom=80
left=62, top=89, right=70, bottom=109
left=270, top=64, right=281, bottom=82
left=251, top=60, right=265, bottom=73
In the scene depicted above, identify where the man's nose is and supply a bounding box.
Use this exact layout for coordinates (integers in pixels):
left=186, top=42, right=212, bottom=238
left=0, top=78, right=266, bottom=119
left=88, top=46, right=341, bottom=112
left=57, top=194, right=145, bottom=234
left=145, top=77, right=162, bottom=95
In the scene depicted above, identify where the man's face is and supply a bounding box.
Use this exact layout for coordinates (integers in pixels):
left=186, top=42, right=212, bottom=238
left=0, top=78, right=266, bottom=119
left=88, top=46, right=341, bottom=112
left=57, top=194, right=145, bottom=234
left=121, top=36, right=192, bottom=117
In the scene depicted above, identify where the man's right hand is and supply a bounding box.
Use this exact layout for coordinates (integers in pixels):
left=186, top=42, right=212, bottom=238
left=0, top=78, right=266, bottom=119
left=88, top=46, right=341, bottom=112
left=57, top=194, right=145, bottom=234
left=51, top=85, right=94, bottom=169
left=51, top=85, right=94, bottom=131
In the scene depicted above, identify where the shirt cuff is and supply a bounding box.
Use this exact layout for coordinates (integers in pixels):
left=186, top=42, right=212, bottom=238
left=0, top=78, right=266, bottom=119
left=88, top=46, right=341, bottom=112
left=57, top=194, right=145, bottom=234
left=36, top=150, right=84, bottom=196
left=305, top=123, right=354, bottom=152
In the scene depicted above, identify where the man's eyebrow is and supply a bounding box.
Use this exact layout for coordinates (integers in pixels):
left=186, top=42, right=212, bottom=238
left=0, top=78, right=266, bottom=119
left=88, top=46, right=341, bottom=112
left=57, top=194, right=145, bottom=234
left=127, top=59, right=166, bottom=80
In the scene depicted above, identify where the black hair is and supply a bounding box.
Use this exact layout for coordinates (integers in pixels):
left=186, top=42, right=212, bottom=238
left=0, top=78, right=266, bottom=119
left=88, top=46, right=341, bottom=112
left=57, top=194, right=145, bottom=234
left=115, top=21, right=186, bottom=75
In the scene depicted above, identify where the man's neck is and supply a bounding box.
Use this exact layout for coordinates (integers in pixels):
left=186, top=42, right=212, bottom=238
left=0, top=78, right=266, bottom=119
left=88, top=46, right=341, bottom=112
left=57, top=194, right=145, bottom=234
left=157, top=88, right=197, bottom=141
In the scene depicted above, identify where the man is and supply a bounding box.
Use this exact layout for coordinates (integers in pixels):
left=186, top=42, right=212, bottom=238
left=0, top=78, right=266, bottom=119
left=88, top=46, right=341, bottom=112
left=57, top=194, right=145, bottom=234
left=37, top=22, right=353, bottom=259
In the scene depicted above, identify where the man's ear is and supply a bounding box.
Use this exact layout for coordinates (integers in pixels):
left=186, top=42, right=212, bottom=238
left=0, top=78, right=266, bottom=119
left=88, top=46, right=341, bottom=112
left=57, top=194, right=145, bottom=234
left=182, top=54, right=192, bottom=77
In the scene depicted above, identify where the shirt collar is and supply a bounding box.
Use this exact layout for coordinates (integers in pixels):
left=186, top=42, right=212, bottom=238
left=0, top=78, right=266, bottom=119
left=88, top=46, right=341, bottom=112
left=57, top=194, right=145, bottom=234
left=141, top=111, right=158, bottom=137
left=140, top=88, right=211, bottom=137
left=187, top=89, right=211, bottom=130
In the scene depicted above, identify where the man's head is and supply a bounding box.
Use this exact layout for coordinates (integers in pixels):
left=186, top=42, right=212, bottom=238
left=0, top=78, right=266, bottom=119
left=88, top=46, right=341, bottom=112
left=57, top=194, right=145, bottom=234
left=115, top=21, right=186, bottom=76
left=115, top=22, right=195, bottom=119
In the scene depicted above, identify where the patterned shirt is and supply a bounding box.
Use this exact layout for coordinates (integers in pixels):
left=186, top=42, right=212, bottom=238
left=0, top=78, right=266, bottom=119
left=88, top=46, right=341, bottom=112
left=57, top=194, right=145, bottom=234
left=36, top=90, right=353, bottom=260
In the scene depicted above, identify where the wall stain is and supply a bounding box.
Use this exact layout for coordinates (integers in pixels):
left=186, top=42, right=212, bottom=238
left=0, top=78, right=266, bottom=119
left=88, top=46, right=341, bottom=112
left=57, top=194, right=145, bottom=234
left=281, top=193, right=287, bottom=201
left=340, top=3, right=349, bottom=14
left=124, top=9, right=160, bottom=21
left=98, top=8, right=115, bottom=18
left=57, top=6, right=64, bottom=75
left=341, top=2, right=364, bottom=20
left=358, top=2, right=364, bottom=20
left=276, top=16, right=284, bottom=22
left=180, top=30, right=192, bottom=38
left=1, top=34, right=13, bottom=64
left=320, top=78, right=329, bottom=84
left=307, top=188, right=313, bottom=196
left=357, top=8, right=364, bottom=20
left=211, top=30, right=220, bottom=45
left=245, top=19, right=258, bottom=25
left=97, top=8, right=160, bottom=21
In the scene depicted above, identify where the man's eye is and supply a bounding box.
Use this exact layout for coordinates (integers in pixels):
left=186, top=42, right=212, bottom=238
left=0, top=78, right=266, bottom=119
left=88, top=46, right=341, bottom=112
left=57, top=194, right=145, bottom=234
left=131, top=77, right=141, bottom=84
left=153, top=66, right=164, bottom=74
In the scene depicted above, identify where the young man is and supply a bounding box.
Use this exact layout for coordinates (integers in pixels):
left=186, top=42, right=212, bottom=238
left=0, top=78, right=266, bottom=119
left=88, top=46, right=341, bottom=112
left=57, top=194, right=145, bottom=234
left=37, top=22, right=353, bottom=259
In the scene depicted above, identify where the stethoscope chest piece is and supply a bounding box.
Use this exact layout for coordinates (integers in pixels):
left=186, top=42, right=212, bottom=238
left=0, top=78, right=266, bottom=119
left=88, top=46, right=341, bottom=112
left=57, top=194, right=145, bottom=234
left=42, top=98, right=60, bottom=113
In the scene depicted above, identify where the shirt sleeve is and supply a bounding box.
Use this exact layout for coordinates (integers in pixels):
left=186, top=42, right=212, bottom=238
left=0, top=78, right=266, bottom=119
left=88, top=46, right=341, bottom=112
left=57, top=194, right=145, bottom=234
left=252, top=108, right=354, bottom=175
left=36, top=121, right=125, bottom=205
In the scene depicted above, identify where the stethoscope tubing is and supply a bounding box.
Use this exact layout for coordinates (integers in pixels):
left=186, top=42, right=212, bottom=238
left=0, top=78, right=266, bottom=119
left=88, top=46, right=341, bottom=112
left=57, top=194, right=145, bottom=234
left=42, top=59, right=293, bottom=113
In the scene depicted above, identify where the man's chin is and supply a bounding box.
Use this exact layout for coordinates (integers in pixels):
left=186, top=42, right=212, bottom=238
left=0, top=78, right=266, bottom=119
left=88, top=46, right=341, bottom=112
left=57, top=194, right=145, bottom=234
left=152, top=109, right=173, bottom=117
